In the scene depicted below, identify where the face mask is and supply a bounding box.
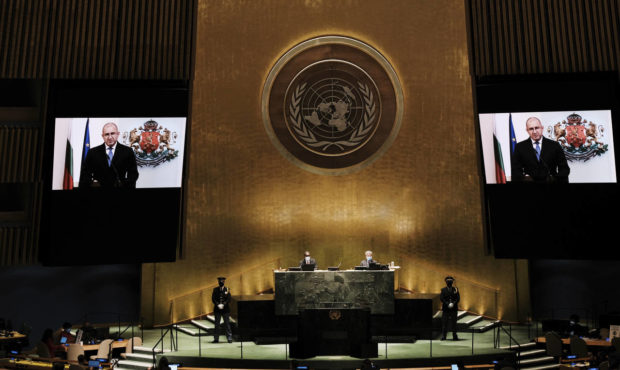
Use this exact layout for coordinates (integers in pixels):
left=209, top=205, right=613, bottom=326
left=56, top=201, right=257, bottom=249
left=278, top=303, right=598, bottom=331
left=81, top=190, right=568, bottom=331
left=218, top=281, right=224, bottom=287
left=366, top=256, right=372, bottom=261
left=446, top=280, right=453, bottom=287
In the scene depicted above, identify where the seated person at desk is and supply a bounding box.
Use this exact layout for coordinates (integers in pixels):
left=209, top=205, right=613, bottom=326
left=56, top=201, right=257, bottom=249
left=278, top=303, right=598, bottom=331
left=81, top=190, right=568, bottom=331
left=79, top=322, right=97, bottom=344
left=360, top=250, right=378, bottom=267
left=565, top=314, right=587, bottom=337
left=299, top=251, right=316, bottom=269
left=36, top=328, right=66, bottom=358
left=54, top=322, right=75, bottom=345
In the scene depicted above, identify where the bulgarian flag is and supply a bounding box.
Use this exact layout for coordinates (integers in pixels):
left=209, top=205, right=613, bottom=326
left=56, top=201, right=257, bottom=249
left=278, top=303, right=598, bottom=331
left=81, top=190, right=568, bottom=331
left=493, top=120, right=507, bottom=184
left=62, top=138, right=73, bottom=189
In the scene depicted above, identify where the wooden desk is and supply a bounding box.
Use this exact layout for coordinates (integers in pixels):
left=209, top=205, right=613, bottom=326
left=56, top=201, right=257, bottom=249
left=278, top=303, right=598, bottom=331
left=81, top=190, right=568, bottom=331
left=81, top=339, right=129, bottom=351
left=536, top=336, right=611, bottom=347
left=0, top=331, right=27, bottom=342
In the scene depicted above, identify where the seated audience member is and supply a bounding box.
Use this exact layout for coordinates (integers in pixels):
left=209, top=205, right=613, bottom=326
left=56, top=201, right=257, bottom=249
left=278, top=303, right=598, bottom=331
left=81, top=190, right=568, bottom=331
left=54, top=322, right=75, bottom=344
left=565, top=314, right=586, bottom=337
left=36, top=328, right=65, bottom=358
left=80, top=322, right=97, bottom=344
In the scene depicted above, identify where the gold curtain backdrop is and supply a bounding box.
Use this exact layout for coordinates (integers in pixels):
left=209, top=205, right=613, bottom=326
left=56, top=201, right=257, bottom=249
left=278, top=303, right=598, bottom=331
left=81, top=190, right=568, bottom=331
left=141, top=0, right=530, bottom=326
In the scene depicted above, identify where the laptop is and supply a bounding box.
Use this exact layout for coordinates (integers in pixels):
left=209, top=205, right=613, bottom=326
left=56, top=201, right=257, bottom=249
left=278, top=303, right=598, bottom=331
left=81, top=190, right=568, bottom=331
left=368, top=262, right=381, bottom=270
left=288, top=267, right=301, bottom=271
left=301, top=263, right=315, bottom=271
left=354, top=266, right=368, bottom=270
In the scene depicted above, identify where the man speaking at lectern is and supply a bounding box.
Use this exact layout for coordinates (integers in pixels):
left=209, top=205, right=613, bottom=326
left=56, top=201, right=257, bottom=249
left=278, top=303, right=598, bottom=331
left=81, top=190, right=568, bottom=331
left=79, top=122, right=139, bottom=188
left=511, top=117, right=570, bottom=183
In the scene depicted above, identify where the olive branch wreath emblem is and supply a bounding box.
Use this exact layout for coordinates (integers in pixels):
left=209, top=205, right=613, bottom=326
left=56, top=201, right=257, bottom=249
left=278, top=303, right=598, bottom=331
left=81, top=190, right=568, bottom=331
left=288, top=82, right=377, bottom=152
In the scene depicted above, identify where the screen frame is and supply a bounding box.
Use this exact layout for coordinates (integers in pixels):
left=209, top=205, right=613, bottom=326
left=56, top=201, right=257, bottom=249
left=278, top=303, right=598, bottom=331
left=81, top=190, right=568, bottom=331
left=40, top=80, right=191, bottom=265
left=475, top=72, right=620, bottom=259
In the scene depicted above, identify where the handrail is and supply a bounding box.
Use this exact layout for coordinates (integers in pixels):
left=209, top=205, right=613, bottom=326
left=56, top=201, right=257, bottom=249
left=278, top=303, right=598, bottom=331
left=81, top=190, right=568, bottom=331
left=398, top=255, right=500, bottom=318
left=495, top=322, right=521, bottom=350
left=399, top=255, right=500, bottom=293
left=167, top=258, right=281, bottom=324
left=151, top=324, right=177, bottom=367
left=168, top=258, right=282, bottom=301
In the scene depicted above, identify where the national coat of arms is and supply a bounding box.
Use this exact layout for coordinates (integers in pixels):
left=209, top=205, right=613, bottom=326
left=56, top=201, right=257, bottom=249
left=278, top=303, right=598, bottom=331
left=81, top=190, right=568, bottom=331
left=262, top=36, right=403, bottom=175
left=547, top=113, right=609, bottom=162
left=122, top=119, right=179, bottom=167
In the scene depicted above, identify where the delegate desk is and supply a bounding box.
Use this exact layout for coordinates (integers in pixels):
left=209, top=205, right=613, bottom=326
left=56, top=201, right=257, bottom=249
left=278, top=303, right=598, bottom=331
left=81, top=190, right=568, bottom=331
left=82, top=339, right=130, bottom=352
left=274, top=269, right=395, bottom=316
left=535, top=336, right=612, bottom=347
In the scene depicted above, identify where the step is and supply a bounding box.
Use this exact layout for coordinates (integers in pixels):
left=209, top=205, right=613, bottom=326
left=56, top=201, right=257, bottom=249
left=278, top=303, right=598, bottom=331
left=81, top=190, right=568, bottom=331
left=458, top=315, right=483, bottom=326
left=500, top=341, right=537, bottom=350
left=116, top=360, right=154, bottom=370
left=517, top=349, right=547, bottom=358
left=470, top=319, right=500, bottom=333
left=174, top=324, right=197, bottom=336
left=518, top=356, right=555, bottom=365
left=433, top=310, right=468, bottom=319
left=125, top=353, right=154, bottom=362
left=132, top=346, right=170, bottom=355
left=205, top=314, right=237, bottom=325
left=190, top=319, right=214, bottom=330
left=520, top=364, right=560, bottom=370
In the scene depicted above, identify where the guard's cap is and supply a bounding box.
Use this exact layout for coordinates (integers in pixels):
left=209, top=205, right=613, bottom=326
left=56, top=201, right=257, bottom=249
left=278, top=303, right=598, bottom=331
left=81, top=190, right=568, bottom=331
left=445, top=276, right=455, bottom=281
left=217, top=276, right=226, bottom=281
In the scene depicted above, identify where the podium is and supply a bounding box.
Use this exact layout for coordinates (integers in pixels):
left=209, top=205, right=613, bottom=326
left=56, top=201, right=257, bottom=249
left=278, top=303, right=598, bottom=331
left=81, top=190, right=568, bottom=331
left=289, top=308, right=377, bottom=358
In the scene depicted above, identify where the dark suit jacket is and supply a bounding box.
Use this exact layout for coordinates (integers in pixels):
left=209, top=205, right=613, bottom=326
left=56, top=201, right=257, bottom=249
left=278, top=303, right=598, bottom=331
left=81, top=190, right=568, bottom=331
left=79, top=143, right=139, bottom=188
left=511, top=137, right=570, bottom=183
left=440, top=286, right=460, bottom=311
left=212, top=286, right=231, bottom=314
left=299, top=257, right=316, bottom=268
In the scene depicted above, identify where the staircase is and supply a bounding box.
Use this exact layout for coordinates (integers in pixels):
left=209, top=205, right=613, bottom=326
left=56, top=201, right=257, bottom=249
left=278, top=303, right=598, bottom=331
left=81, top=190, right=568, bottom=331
left=433, top=311, right=500, bottom=335
left=499, top=341, right=559, bottom=370
left=173, top=316, right=237, bottom=338
left=116, top=346, right=169, bottom=370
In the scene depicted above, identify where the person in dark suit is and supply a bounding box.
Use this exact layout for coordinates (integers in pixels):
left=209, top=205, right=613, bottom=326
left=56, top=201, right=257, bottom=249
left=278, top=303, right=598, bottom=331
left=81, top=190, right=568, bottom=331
left=79, top=122, right=139, bottom=188
left=511, top=117, right=570, bottom=183
left=440, top=276, right=460, bottom=341
left=360, top=250, right=378, bottom=267
left=211, top=276, right=232, bottom=343
left=299, top=251, right=316, bottom=268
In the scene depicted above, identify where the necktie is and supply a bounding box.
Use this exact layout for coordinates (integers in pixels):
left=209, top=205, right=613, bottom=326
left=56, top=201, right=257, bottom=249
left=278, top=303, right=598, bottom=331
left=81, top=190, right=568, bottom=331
left=535, top=141, right=540, bottom=161
left=107, top=147, right=113, bottom=166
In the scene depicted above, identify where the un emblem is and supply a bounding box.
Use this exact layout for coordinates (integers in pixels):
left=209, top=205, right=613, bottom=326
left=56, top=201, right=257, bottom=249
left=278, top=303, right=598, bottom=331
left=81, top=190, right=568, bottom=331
left=262, top=36, right=403, bottom=175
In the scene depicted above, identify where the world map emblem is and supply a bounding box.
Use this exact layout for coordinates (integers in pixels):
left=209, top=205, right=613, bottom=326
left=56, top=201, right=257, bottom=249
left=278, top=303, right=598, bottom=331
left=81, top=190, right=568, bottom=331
left=262, top=36, right=403, bottom=175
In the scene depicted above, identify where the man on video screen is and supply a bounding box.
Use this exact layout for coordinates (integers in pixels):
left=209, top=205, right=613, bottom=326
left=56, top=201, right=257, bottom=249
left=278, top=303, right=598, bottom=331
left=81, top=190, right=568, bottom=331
left=79, top=122, right=139, bottom=188
left=511, top=117, right=570, bottom=183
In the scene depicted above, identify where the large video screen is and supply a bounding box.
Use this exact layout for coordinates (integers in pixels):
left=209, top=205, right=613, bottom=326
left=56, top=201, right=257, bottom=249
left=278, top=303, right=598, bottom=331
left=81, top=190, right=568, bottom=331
left=39, top=81, right=189, bottom=265
left=476, top=73, right=620, bottom=259
left=479, top=110, right=617, bottom=184
left=52, top=117, right=186, bottom=189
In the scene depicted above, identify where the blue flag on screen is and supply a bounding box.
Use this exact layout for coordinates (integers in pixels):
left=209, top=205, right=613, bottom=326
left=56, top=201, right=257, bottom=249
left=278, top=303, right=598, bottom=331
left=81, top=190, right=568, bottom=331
left=509, top=113, right=517, bottom=154
left=80, top=118, right=90, bottom=184
left=82, top=118, right=90, bottom=164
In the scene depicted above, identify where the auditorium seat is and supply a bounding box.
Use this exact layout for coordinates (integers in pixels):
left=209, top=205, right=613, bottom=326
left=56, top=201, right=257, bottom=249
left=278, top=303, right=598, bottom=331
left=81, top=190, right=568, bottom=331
left=66, top=343, right=84, bottom=362
left=569, top=335, right=590, bottom=358
left=89, top=339, right=113, bottom=361
left=612, top=337, right=620, bottom=352
left=544, top=331, right=563, bottom=360
left=120, top=336, right=142, bottom=359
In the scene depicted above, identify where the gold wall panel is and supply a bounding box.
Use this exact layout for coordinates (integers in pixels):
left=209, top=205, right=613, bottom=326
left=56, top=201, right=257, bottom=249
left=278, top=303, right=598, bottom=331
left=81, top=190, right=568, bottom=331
left=141, top=0, right=530, bottom=325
